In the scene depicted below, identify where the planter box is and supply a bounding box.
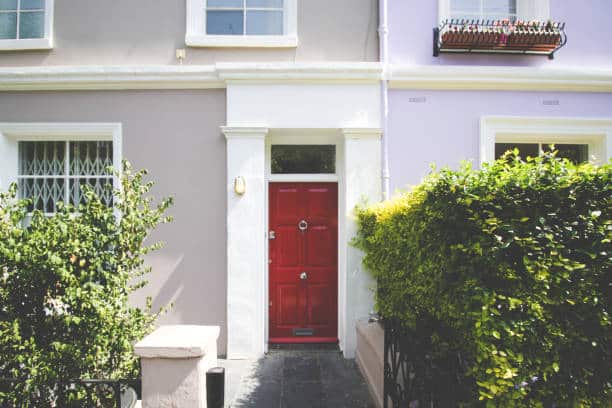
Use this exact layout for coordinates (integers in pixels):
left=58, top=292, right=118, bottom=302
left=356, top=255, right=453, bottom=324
left=356, top=319, right=384, bottom=408
left=435, top=20, right=566, bottom=58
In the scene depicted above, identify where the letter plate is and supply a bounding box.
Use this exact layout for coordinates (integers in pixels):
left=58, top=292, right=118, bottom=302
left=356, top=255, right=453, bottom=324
left=293, top=328, right=315, bottom=337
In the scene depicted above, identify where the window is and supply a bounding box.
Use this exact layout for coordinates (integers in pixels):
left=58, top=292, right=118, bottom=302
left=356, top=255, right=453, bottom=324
left=450, top=0, right=517, bottom=21
left=271, top=145, right=336, bottom=174
left=18, top=141, right=114, bottom=213
left=207, top=0, right=283, bottom=35
left=0, top=123, right=122, bottom=213
left=0, top=0, right=53, bottom=50
left=438, top=0, right=550, bottom=23
left=186, top=0, right=297, bottom=47
left=479, top=117, right=612, bottom=166
left=495, top=143, right=589, bottom=164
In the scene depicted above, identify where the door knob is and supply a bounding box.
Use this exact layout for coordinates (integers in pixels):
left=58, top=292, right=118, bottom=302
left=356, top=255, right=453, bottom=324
left=300, top=272, right=308, bottom=280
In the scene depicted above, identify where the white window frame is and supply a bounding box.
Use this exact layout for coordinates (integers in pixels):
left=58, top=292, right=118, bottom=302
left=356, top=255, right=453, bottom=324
left=0, top=0, right=54, bottom=51
left=186, top=0, right=298, bottom=48
left=0, top=123, right=122, bottom=206
left=480, top=116, right=612, bottom=166
left=438, top=0, right=550, bottom=24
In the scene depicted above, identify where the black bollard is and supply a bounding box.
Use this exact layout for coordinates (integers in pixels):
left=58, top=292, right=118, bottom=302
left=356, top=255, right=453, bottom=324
left=206, top=367, right=225, bottom=408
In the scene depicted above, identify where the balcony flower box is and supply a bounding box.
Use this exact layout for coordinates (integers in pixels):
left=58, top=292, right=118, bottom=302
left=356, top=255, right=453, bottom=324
left=434, top=19, right=566, bottom=59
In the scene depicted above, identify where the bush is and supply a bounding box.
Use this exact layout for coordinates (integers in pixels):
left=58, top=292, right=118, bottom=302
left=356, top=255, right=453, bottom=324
left=0, top=162, right=172, bottom=407
left=355, top=151, right=611, bottom=407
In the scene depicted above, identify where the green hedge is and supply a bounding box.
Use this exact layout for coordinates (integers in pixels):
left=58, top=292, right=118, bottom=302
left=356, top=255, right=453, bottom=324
left=355, top=151, right=611, bottom=406
left=0, top=162, right=172, bottom=406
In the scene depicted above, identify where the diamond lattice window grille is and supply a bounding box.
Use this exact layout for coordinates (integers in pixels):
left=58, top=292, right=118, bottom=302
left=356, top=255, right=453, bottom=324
left=18, top=141, right=113, bottom=213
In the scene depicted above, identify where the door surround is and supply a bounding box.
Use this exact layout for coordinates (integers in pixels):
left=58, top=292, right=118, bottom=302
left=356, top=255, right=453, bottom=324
left=223, top=126, right=381, bottom=359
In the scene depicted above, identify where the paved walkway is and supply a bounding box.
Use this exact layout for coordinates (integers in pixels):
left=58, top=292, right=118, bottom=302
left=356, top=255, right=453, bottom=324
left=222, top=345, right=375, bottom=408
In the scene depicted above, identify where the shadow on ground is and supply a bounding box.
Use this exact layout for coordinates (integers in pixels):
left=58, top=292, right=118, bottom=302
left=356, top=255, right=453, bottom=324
left=230, top=345, right=375, bottom=408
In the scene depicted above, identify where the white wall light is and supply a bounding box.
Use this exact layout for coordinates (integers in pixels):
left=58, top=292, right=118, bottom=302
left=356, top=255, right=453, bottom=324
left=234, top=176, right=246, bottom=195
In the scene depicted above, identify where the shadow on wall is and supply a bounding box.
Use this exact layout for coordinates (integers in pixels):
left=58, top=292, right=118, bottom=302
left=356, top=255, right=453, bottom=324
left=130, top=248, right=227, bottom=355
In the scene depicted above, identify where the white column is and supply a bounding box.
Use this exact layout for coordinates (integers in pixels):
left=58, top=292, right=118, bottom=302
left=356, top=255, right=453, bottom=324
left=341, top=128, right=382, bottom=358
left=223, top=126, right=268, bottom=359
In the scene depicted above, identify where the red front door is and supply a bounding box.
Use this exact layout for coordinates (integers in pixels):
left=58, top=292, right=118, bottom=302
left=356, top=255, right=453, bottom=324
left=269, top=183, right=338, bottom=343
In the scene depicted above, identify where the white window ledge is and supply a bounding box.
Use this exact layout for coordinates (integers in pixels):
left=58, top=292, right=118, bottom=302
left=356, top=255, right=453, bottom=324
left=186, top=35, right=298, bottom=48
left=0, top=37, right=52, bottom=51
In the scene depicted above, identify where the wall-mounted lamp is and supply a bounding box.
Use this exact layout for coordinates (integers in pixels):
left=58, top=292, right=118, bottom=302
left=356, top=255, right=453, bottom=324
left=234, top=176, right=246, bottom=195
left=175, top=48, right=186, bottom=64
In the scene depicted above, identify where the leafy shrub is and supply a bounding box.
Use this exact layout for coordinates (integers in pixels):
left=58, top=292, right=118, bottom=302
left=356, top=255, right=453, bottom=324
left=355, top=151, right=611, bottom=406
left=0, top=162, right=172, bottom=407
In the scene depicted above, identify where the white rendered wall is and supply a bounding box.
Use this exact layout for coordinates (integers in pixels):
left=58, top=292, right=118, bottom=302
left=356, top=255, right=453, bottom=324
left=341, top=129, right=381, bottom=358
left=226, top=83, right=381, bottom=128
left=224, top=127, right=268, bottom=359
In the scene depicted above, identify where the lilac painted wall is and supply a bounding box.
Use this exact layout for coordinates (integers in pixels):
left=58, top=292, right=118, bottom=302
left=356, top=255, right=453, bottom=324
left=388, top=0, right=612, bottom=68
left=388, top=89, right=612, bottom=192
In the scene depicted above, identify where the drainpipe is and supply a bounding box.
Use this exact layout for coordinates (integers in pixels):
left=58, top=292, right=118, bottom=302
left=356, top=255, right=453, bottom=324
left=378, top=0, right=390, bottom=200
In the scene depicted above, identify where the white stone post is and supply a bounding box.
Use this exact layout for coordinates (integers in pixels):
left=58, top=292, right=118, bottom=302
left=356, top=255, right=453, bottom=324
left=134, top=325, right=220, bottom=408
left=222, top=126, right=268, bottom=359
left=341, top=128, right=382, bottom=358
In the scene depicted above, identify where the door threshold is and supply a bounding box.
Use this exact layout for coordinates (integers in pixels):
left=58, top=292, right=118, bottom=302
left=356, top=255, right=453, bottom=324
left=269, top=342, right=340, bottom=352
left=269, top=337, right=338, bottom=344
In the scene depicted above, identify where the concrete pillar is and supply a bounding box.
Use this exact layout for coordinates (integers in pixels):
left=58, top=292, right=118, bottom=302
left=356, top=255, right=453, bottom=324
left=222, top=126, right=268, bottom=359
left=134, top=325, right=220, bottom=408
left=341, top=128, right=382, bottom=358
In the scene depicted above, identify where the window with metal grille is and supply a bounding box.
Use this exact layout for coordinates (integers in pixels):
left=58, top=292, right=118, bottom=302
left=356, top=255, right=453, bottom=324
left=206, top=0, right=284, bottom=35
left=450, top=0, right=517, bottom=21
left=0, top=0, right=45, bottom=40
left=18, top=141, right=114, bottom=213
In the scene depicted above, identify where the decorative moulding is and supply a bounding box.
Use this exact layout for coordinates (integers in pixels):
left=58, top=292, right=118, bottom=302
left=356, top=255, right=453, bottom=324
left=341, top=128, right=383, bottom=140
left=389, top=65, right=612, bottom=93
left=221, top=126, right=269, bottom=140
left=1, top=63, right=611, bottom=93
left=0, top=63, right=383, bottom=91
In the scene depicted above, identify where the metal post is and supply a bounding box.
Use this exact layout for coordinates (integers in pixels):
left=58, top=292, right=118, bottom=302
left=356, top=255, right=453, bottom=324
left=206, top=367, right=225, bottom=408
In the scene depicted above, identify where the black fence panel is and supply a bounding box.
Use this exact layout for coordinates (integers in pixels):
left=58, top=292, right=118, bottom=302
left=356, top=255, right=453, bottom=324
left=382, top=319, right=469, bottom=408
left=0, top=377, right=141, bottom=408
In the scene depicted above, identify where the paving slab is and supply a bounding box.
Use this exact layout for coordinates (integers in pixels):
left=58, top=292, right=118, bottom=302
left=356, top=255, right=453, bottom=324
left=228, top=346, right=375, bottom=408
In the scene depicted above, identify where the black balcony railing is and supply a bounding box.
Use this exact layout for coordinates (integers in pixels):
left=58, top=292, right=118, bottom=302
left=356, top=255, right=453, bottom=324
left=433, top=19, right=567, bottom=59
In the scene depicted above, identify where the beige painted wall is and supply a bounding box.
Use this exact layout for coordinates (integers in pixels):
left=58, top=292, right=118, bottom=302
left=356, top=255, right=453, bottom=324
left=0, top=0, right=378, bottom=66
left=0, top=90, right=229, bottom=354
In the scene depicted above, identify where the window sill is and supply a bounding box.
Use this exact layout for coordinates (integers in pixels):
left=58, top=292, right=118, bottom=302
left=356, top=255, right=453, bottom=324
left=0, top=38, right=53, bottom=51
left=185, top=34, right=298, bottom=48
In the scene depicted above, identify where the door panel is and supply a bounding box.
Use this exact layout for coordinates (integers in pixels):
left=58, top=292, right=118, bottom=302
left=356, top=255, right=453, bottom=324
left=269, top=182, right=338, bottom=342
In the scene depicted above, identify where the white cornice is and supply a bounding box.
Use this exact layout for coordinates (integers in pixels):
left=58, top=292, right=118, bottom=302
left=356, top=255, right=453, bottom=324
left=0, top=63, right=383, bottom=91
left=216, top=62, right=383, bottom=83
left=0, top=65, right=223, bottom=91
left=221, top=126, right=269, bottom=140
left=1, top=63, right=611, bottom=92
left=389, top=65, right=612, bottom=92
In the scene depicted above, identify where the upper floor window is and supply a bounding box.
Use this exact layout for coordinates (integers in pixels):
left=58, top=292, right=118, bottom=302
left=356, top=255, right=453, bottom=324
left=0, top=0, right=53, bottom=50
left=450, top=0, right=517, bottom=21
left=207, top=0, right=283, bottom=35
left=439, top=0, right=550, bottom=23
left=186, top=0, right=297, bottom=48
